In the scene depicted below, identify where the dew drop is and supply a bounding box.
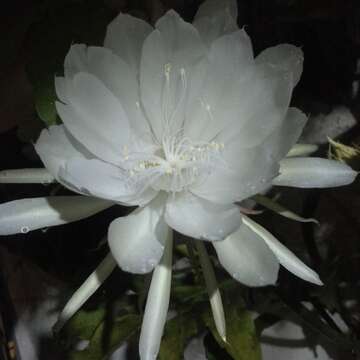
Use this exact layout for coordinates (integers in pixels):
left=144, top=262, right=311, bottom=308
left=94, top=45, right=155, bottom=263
left=21, top=226, right=30, bottom=234
left=74, top=339, right=90, bottom=351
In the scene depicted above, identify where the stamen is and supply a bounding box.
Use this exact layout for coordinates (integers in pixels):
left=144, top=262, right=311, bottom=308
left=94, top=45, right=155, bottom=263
left=162, top=63, right=172, bottom=135
left=167, top=68, right=188, bottom=131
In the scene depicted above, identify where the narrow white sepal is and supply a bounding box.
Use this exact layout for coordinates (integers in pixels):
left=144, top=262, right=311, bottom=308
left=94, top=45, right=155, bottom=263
left=139, top=230, right=173, bottom=360
left=195, top=241, right=226, bottom=342
left=53, top=252, right=117, bottom=332
left=0, top=196, right=113, bottom=235
left=253, top=195, right=319, bottom=225
left=0, top=168, right=55, bottom=184
left=272, top=157, right=357, bottom=188
left=287, top=144, right=318, bottom=157
left=242, top=215, right=323, bottom=285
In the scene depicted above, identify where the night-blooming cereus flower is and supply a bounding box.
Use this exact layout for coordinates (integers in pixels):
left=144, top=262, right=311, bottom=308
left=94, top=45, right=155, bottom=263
left=0, top=0, right=357, bottom=359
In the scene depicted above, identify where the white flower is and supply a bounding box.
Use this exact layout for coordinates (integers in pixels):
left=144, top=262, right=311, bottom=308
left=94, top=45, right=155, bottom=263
left=0, top=0, right=357, bottom=359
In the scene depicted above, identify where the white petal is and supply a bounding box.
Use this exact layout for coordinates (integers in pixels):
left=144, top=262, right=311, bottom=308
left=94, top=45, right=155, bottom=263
left=194, top=0, right=238, bottom=21
left=213, top=222, right=280, bottom=286
left=215, top=63, right=294, bottom=147
left=256, top=44, right=303, bottom=87
left=185, top=29, right=254, bottom=141
left=0, top=196, right=112, bottom=235
left=104, top=13, right=153, bottom=74
left=195, top=241, right=226, bottom=341
left=108, top=196, right=168, bottom=274
left=139, top=232, right=173, bottom=360
left=140, top=10, right=206, bottom=141
left=62, top=45, right=149, bottom=137
left=64, top=44, right=87, bottom=78
left=53, top=252, right=117, bottom=333
left=191, top=142, right=279, bottom=204
left=272, top=157, right=357, bottom=188
left=191, top=108, right=306, bottom=204
left=0, top=169, right=54, bottom=184
left=165, top=192, right=241, bottom=241
left=35, top=126, right=113, bottom=198
left=59, top=158, right=157, bottom=205
left=262, top=107, right=307, bottom=161
left=35, top=125, right=92, bottom=190
left=193, top=1, right=238, bottom=46
left=55, top=76, right=69, bottom=103
left=83, top=46, right=151, bottom=138
left=57, top=72, right=130, bottom=164
left=287, top=144, right=319, bottom=157
left=242, top=215, right=323, bottom=285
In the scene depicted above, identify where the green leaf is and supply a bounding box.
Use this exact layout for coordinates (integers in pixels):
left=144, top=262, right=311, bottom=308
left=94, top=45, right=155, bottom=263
left=33, top=76, right=59, bottom=126
left=63, top=306, right=106, bottom=341
left=203, top=300, right=262, bottom=360
left=67, top=312, right=141, bottom=360
left=158, top=313, right=199, bottom=360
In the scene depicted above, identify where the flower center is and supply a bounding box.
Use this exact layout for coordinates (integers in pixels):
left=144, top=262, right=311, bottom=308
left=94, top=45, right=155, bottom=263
left=122, top=62, right=225, bottom=193
left=123, top=135, right=224, bottom=193
left=155, top=135, right=224, bottom=192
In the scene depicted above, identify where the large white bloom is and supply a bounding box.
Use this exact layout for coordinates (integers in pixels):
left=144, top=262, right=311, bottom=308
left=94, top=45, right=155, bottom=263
left=0, top=0, right=357, bottom=359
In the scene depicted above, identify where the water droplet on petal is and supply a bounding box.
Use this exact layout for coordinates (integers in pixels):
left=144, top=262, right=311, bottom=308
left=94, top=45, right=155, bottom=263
left=21, top=226, right=30, bottom=234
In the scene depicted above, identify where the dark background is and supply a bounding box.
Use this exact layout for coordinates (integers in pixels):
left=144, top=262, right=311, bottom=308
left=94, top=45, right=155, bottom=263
left=1, top=1, right=360, bottom=359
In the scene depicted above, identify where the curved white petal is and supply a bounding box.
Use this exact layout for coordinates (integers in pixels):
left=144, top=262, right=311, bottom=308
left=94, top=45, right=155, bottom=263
left=104, top=13, right=153, bottom=74
left=57, top=72, right=130, bottom=165
left=287, top=144, right=319, bottom=157
left=215, top=63, right=294, bottom=147
left=262, top=107, right=307, bottom=161
left=0, top=196, right=112, bottom=235
left=213, top=221, right=280, bottom=286
left=53, top=252, right=117, bottom=333
left=185, top=29, right=254, bottom=141
left=193, top=0, right=238, bottom=46
left=35, top=125, right=92, bottom=182
left=139, top=231, right=173, bottom=360
left=242, top=215, right=323, bottom=285
left=194, top=0, right=238, bottom=21
left=59, top=158, right=157, bottom=206
left=108, top=196, right=168, bottom=274
left=140, top=10, right=206, bottom=141
left=256, top=44, right=303, bottom=87
left=272, top=157, right=357, bottom=188
left=0, top=169, right=54, bottom=184
left=55, top=76, right=69, bottom=103
left=195, top=241, right=226, bottom=341
left=191, top=141, right=279, bottom=204
left=82, top=46, right=151, bottom=138
left=165, top=192, right=241, bottom=241
left=64, top=44, right=87, bottom=78
left=191, top=107, right=306, bottom=204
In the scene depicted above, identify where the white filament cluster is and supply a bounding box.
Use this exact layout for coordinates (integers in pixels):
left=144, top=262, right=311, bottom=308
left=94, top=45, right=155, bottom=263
left=125, top=134, right=224, bottom=193
left=122, top=63, right=225, bottom=193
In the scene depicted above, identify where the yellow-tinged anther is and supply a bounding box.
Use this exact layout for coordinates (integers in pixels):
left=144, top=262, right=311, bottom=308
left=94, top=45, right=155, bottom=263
left=164, top=63, right=172, bottom=76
